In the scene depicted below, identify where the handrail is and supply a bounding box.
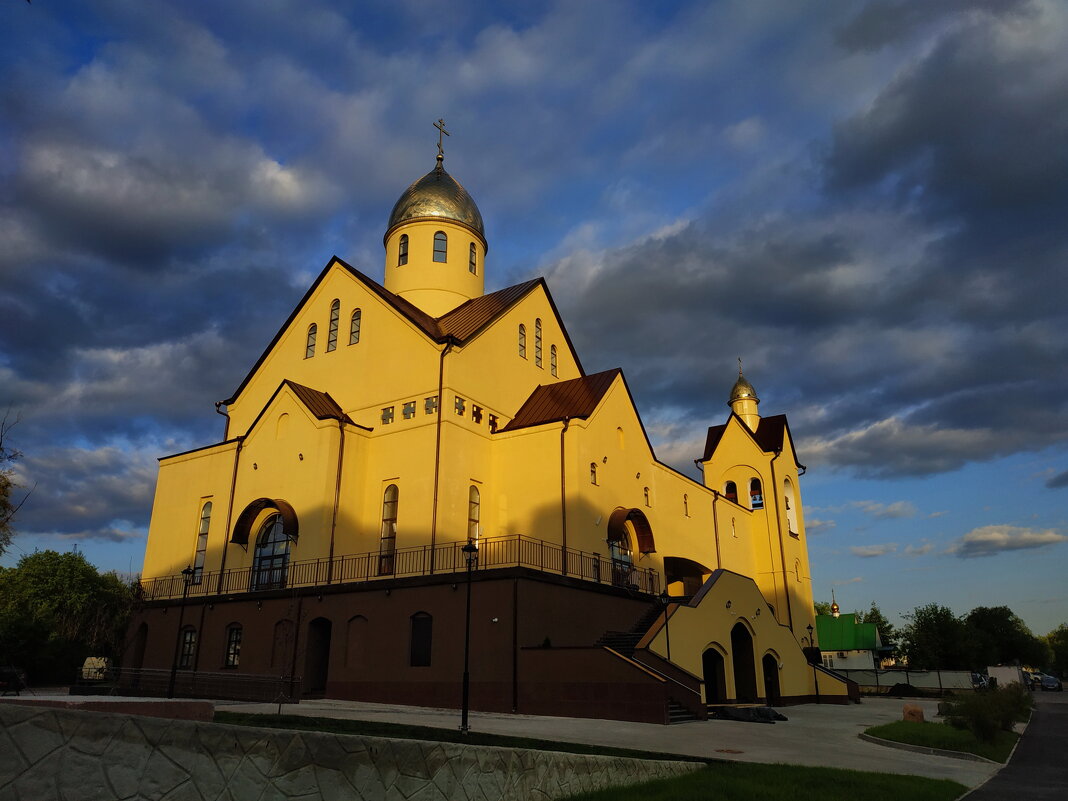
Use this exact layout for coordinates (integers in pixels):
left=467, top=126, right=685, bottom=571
left=631, top=653, right=703, bottom=697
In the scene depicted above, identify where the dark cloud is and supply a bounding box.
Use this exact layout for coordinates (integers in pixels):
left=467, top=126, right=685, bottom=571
left=836, top=0, right=1035, bottom=52
left=1047, top=470, right=1068, bottom=489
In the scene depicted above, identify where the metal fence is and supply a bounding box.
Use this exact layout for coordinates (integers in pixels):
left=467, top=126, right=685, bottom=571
left=138, top=534, right=660, bottom=601
left=834, top=668, right=975, bottom=692
left=76, top=667, right=301, bottom=703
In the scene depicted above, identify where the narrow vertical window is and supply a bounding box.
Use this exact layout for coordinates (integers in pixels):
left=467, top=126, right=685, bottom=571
left=683, top=494, right=689, bottom=517
left=398, top=234, right=409, bottom=266
left=644, top=487, right=651, bottom=507
left=469, top=242, right=477, bottom=274
left=379, top=484, right=398, bottom=575
left=327, top=299, right=340, bottom=352
left=590, top=463, right=598, bottom=485
left=433, top=231, right=447, bottom=263
left=349, top=309, right=362, bottom=344
left=225, top=625, right=242, bottom=668
left=410, top=612, right=432, bottom=667
left=305, top=323, right=317, bottom=358
left=535, top=318, right=543, bottom=367
left=179, top=627, right=197, bottom=669
left=468, top=485, right=480, bottom=541
left=518, top=324, right=526, bottom=358
left=750, top=478, right=764, bottom=510
left=192, top=501, right=212, bottom=584
left=550, top=344, right=558, bottom=377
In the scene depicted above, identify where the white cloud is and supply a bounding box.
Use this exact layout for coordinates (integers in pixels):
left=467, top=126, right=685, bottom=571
left=850, top=543, right=898, bottom=558
left=904, top=543, right=934, bottom=556
left=853, top=499, right=917, bottom=519
left=806, top=518, right=837, bottom=534
left=948, top=525, right=1068, bottom=558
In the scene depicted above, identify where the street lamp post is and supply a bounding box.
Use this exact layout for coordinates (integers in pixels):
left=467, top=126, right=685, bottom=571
left=806, top=623, right=820, bottom=704
left=167, top=565, right=195, bottom=698
left=659, top=591, right=672, bottom=662
left=460, top=542, right=479, bottom=733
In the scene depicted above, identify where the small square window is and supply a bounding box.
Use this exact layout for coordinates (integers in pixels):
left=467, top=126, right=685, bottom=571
left=381, top=406, right=395, bottom=424
left=488, top=414, right=498, bottom=433
left=402, top=402, right=416, bottom=420
left=454, top=396, right=466, bottom=416
left=472, top=405, right=483, bottom=424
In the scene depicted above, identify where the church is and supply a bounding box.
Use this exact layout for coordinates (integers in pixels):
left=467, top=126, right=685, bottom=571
left=127, top=129, right=854, bottom=722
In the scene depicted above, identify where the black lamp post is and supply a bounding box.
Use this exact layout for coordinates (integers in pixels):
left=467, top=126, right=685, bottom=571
left=659, top=590, right=672, bottom=662
left=806, top=624, right=820, bottom=704
left=167, top=565, right=196, bottom=698
left=460, top=542, right=479, bottom=733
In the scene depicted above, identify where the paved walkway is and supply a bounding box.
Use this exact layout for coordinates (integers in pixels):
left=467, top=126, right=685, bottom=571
left=964, top=691, right=1067, bottom=800
left=220, top=696, right=1000, bottom=788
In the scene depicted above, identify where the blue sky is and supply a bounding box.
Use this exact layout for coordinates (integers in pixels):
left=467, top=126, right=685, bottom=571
left=1, top=0, right=1065, bottom=635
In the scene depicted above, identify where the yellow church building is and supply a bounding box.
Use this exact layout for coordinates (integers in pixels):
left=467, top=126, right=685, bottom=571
left=127, top=137, right=853, bottom=722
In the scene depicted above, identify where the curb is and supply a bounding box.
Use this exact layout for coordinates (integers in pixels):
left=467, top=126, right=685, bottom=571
left=857, top=733, right=1000, bottom=764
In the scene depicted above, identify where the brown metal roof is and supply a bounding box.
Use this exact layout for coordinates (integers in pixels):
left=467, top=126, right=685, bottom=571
left=437, top=280, right=541, bottom=341
left=700, top=413, right=803, bottom=469
left=284, top=380, right=354, bottom=424
left=500, top=369, right=621, bottom=432
left=701, top=423, right=728, bottom=462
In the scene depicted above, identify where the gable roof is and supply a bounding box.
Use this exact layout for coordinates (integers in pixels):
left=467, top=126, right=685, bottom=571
left=500, top=369, right=621, bottom=432
left=700, top=413, right=804, bottom=469
left=815, top=614, right=880, bottom=651
left=223, top=256, right=582, bottom=406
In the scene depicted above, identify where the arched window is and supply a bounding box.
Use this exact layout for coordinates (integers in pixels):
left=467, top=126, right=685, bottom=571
left=379, top=484, right=398, bottom=575
left=784, top=478, right=798, bottom=535
left=433, top=231, right=447, bottom=263
left=518, top=324, right=527, bottom=358
left=724, top=481, right=738, bottom=504
left=398, top=234, right=409, bottom=266
left=350, top=308, right=362, bottom=344
left=534, top=318, right=543, bottom=367
left=644, top=487, right=651, bottom=507
left=327, top=299, right=340, bottom=352
left=683, top=494, right=689, bottom=517
left=410, top=612, right=432, bottom=667
left=550, top=345, right=558, bottom=377
left=225, top=624, right=242, bottom=668
left=469, top=242, right=477, bottom=274
left=178, top=626, right=197, bottom=669
left=794, top=559, right=802, bottom=583
left=192, top=501, right=212, bottom=584
left=749, top=478, right=764, bottom=510
left=305, top=323, right=317, bottom=359
left=252, top=513, right=290, bottom=591
left=467, top=485, right=480, bottom=541
left=590, top=462, right=598, bottom=485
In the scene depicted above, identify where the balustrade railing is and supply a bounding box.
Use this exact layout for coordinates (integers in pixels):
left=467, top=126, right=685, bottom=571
left=138, top=534, right=659, bottom=601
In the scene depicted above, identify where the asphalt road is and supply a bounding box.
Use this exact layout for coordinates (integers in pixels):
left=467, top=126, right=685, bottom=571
left=966, top=689, right=1068, bottom=800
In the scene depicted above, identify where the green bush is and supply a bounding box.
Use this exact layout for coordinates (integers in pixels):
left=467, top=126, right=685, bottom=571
left=944, top=683, right=1032, bottom=743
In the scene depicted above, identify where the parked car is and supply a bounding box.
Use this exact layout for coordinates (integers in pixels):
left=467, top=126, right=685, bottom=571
left=1040, top=674, right=1063, bottom=692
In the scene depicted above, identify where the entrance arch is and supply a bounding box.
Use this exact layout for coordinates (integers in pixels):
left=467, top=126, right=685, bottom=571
left=762, top=653, right=781, bottom=706
left=702, top=646, right=727, bottom=704
left=304, top=617, right=332, bottom=696
left=731, top=622, right=758, bottom=703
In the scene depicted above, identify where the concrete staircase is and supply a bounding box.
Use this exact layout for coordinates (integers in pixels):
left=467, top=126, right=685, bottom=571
left=594, top=603, right=663, bottom=657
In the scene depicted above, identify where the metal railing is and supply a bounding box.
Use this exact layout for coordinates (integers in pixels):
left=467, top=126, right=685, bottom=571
left=75, top=667, right=301, bottom=703
left=138, top=534, right=660, bottom=601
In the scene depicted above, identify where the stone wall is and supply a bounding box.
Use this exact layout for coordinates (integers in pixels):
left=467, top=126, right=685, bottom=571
left=0, top=703, right=700, bottom=800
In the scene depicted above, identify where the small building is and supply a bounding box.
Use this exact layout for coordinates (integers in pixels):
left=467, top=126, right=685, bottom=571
left=815, top=612, right=883, bottom=670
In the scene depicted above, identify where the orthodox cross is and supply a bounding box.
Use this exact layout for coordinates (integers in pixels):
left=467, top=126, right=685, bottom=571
left=738, top=357, right=743, bottom=376
left=434, top=118, right=450, bottom=158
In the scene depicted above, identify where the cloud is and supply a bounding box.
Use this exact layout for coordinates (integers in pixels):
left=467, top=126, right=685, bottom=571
left=833, top=576, right=863, bottom=585
left=948, top=525, right=1068, bottom=558
left=904, top=543, right=934, bottom=556
left=1046, top=470, right=1068, bottom=489
left=850, top=543, right=898, bottom=558
left=853, top=500, right=917, bottom=519
left=806, top=518, right=837, bottom=534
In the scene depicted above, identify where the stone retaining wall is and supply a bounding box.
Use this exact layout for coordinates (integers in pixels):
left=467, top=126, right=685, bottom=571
left=0, top=703, right=700, bottom=800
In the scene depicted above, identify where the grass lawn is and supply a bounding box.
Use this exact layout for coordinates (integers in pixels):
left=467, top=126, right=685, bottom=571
left=560, top=763, right=966, bottom=801
left=865, top=720, right=1018, bottom=763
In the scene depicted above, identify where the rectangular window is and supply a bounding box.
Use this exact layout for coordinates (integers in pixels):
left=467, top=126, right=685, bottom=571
left=179, top=628, right=197, bottom=669
left=225, top=627, right=242, bottom=668
left=402, top=401, right=416, bottom=419
left=488, top=414, right=498, bottom=433
left=424, top=396, right=438, bottom=415
left=381, top=406, right=395, bottom=424
left=471, top=405, right=483, bottom=424
left=454, top=396, right=465, bottom=416
left=410, top=614, right=432, bottom=667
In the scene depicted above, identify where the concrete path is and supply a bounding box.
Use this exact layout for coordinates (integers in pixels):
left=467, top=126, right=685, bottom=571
left=220, top=696, right=1000, bottom=788
left=964, top=691, right=1067, bottom=800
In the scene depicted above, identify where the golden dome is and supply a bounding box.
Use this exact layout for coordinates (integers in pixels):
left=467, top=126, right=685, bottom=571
left=385, top=159, right=486, bottom=248
left=729, top=373, right=759, bottom=405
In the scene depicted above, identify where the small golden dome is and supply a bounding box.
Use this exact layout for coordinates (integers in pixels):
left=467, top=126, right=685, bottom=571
left=729, top=373, right=759, bottom=405
left=385, top=159, right=486, bottom=247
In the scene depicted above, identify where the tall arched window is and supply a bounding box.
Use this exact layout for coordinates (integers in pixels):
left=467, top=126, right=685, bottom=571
left=433, top=231, right=447, bottom=262
left=305, top=323, right=317, bottom=359
left=550, top=345, right=558, bottom=377
left=192, top=501, right=212, bottom=584
left=724, top=481, right=738, bottom=504
left=643, top=487, right=651, bottom=507
left=398, top=234, right=409, bottom=266
left=794, top=559, right=802, bottom=583
left=749, top=478, right=764, bottom=510
left=327, top=299, right=340, bottom=352
left=467, top=486, right=480, bottom=541
left=350, top=308, right=362, bottom=344
left=225, top=624, right=242, bottom=667
left=784, top=478, right=798, bottom=535
left=518, top=324, right=527, bottom=358
left=252, top=513, right=290, bottom=591
left=179, top=627, right=197, bottom=669
left=469, top=242, right=477, bottom=274
left=410, top=612, right=432, bottom=667
left=379, top=484, right=398, bottom=575
left=534, top=319, right=543, bottom=367
left=590, top=462, right=598, bottom=485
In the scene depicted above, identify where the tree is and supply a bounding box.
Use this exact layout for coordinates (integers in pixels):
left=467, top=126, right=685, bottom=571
left=0, top=550, right=134, bottom=683
left=0, top=411, right=30, bottom=557
left=813, top=600, right=832, bottom=616
left=1048, top=624, right=1068, bottom=678
left=899, top=603, right=972, bottom=669
left=859, top=602, right=897, bottom=655
left=965, top=606, right=1050, bottom=669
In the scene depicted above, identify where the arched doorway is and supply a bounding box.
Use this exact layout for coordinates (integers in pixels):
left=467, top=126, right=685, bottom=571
left=702, top=647, right=727, bottom=704
left=731, top=622, right=758, bottom=703
left=762, top=653, right=781, bottom=706
left=304, top=617, right=332, bottom=697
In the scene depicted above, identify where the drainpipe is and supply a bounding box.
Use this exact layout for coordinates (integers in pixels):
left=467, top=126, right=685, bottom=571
left=327, top=420, right=346, bottom=583
left=429, top=339, right=454, bottom=574
left=559, top=417, right=570, bottom=575
left=769, top=451, right=794, bottom=632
